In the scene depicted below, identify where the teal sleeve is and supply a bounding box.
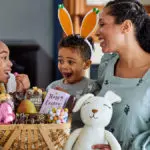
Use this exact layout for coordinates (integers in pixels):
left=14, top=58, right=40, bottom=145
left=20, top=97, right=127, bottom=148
left=131, top=88, right=150, bottom=150
left=97, top=53, right=117, bottom=85
left=131, top=131, right=150, bottom=150
left=91, top=80, right=101, bottom=95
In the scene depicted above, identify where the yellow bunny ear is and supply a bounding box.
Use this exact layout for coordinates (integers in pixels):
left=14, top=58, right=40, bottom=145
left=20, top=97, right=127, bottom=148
left=80, top=8, right=100, bottom=38
left=58, top=4, right=74, bottom=36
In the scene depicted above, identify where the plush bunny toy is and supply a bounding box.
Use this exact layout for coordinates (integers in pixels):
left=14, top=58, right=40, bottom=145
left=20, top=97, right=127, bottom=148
left=64, top=91, right=121, bottom=150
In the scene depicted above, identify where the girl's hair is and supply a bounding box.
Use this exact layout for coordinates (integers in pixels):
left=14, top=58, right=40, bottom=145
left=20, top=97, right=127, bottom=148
left=105, top=0, right=150, bottom=53
left=58, top=34, right=94, bottom=61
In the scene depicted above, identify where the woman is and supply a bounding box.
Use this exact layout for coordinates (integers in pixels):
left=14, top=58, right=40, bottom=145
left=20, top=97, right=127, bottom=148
left=93, top=0, right=150, bottom=149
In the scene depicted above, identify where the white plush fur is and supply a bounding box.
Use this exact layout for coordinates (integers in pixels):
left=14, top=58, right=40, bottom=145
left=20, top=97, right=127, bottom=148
left=64, top=91, right=121, bottom=150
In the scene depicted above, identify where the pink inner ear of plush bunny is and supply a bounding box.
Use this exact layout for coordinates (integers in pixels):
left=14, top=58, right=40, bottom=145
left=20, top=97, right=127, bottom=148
left=0, top=102, right=15, bottom=124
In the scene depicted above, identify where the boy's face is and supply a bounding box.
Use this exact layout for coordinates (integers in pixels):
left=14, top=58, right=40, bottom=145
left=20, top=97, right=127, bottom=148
left=58, top=47, right=91, bottom=84
left=0, top=42, right=12, bottom=83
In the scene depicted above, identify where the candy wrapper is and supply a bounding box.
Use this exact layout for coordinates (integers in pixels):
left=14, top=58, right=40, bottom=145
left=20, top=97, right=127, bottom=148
left=47, top=108, right=69, bottom=124
left=0, top=102, right=15, bottom=124
left=14, top=113, right=47, bottom=124
left=25, top=87, right=44, bottom=111
left=0, top=93, right=14, bottom=110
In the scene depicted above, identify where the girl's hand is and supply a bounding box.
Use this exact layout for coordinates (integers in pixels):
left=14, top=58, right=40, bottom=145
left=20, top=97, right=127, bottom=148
left=16, top=74, right=30, bottom=92
left=92, top=144, right=111, bottom=150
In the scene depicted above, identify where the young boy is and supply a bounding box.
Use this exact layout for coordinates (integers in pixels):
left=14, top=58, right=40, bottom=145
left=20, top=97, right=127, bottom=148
left=46, top=34, right=100, bottom=130
left=0, top=41, right=30, bottom=93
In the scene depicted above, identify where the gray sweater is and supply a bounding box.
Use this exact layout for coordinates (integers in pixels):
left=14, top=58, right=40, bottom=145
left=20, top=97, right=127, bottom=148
left=46, top=77, right=101, bottom=131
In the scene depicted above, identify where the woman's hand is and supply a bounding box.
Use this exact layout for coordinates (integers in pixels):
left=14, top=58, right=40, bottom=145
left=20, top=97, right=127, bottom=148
left=16, top=74, right=30, bottom=92
left=92, top=144, right=111, bottom=150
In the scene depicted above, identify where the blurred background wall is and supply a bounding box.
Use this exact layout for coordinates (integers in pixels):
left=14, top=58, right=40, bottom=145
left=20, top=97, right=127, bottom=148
left=0, top=0, right=63, bottom=88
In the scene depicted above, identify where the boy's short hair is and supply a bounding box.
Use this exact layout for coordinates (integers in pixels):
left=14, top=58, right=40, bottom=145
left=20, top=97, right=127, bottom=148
left=58, top=34, right=94, bottom=61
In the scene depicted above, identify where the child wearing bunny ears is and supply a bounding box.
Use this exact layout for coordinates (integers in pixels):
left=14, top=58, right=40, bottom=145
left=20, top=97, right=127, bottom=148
left=46, top=4, right=101, bottom=131
left=46, top=34, right=100, bottom=131
left=47, top=4, right=100, bottom=99
left=47, top=34, right=100, bottom=99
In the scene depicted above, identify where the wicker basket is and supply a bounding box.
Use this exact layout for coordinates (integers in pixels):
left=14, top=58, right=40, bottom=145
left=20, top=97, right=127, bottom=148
left=0, top=121, right=71, bottom=150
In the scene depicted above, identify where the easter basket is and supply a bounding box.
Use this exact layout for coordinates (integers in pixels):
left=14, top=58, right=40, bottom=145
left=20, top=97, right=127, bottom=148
left=0, top=86, right=73, bottom=150
left=0, top=119, right=71, bottom=150
left=0, top=88, right=72, bottom=150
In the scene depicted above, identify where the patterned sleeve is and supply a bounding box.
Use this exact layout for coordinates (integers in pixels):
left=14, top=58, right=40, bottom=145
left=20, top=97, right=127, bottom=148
left=88, top=80, right=101, bottom=95
left=131, top=88, right=150, bottom=149
left=131, top=131, right=150, bottom=149
left=97, top=53, right=117, bottom=85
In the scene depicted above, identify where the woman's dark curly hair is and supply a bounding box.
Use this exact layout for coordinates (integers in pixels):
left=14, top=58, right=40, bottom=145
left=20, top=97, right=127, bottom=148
left=58, top=34, right=94, bottom=61
left=105, top=0, right=150, bottom=53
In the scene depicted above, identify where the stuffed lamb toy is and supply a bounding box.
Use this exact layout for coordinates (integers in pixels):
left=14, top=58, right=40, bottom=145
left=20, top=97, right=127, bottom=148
left=64, top=91, right=121, bottom=150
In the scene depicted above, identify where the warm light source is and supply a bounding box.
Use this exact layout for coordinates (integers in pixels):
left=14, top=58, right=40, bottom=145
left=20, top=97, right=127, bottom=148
left=86, top=0, right=110, bottom=5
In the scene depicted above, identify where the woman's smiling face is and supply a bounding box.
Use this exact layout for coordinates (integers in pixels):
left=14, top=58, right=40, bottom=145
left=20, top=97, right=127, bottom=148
left=96, top=7, right=125, bottom=53
left=58, top=47, right=87, bottom=84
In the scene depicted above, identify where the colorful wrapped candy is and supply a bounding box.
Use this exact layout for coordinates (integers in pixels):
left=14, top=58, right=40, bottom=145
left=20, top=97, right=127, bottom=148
left=0, top=86, right=15, bottom=124
left=48, top=108, right=69, bottom=124
left=0, top=93, right=14, bottom=109
left=0, top=102, right=15, bottom=124
left=25, top=87, right=45, bottom=111
left=14, top=113, right=46, bottom=124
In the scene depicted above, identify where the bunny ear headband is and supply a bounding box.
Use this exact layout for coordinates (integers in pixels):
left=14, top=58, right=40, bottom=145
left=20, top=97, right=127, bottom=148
left=58, top=4, right=100, bottom=54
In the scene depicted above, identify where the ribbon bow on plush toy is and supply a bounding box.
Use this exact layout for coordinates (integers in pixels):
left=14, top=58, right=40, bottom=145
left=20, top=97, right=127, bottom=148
left=58, top=4, right=100, bottom=57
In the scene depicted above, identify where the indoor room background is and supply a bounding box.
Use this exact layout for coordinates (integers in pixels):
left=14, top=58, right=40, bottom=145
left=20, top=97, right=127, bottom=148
left=0, top=0, right=149, bottom=89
